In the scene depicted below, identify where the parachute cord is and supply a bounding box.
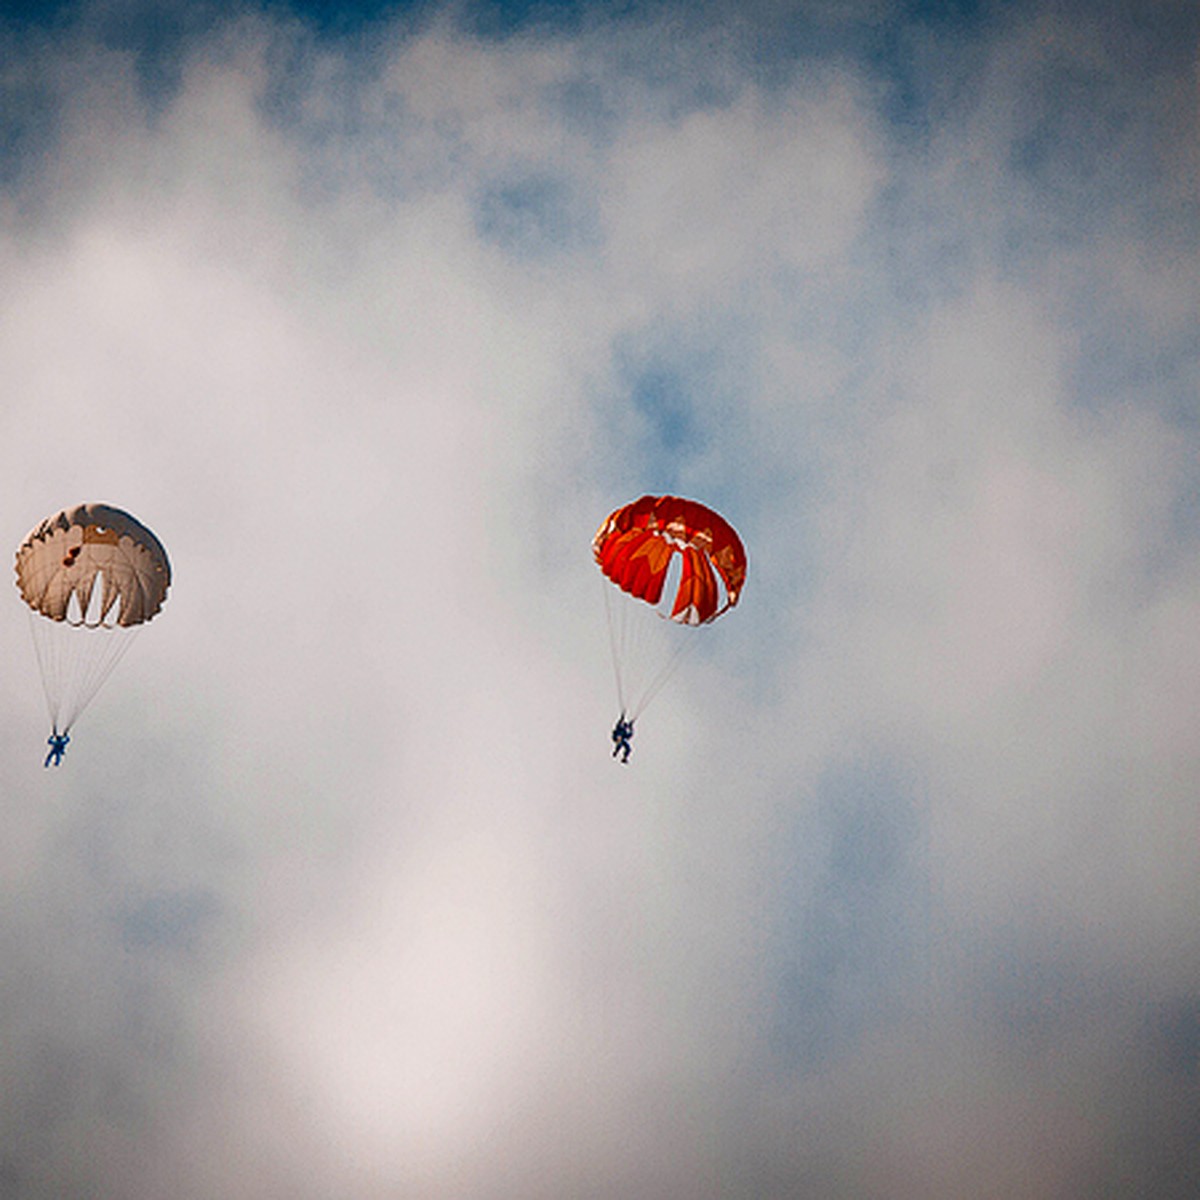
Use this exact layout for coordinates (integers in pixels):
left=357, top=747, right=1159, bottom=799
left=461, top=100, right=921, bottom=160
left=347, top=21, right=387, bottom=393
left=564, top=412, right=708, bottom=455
left=63, top=626, right=139, bottom=733
left=28, top=613, right=140, bottom=735
left=603, top=582, right=628, bottom=716
left=628, top=628, right=698, bottom=722
left=603, top=586, right=706, bottom=723
left=28, top=610, right=62, bottom=733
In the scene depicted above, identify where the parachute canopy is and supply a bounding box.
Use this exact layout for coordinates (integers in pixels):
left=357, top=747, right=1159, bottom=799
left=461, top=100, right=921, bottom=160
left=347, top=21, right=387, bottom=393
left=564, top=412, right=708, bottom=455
left=593, top=495, right=746, bottom=724
left=593, top=494, right=746, bottom=626
left=15, top=503, right=171, bottom=741
left=15, top=503, right=170, bottom=628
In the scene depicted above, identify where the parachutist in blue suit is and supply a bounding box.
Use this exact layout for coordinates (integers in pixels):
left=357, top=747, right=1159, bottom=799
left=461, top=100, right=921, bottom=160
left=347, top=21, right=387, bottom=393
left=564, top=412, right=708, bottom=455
left=44, top=731, right=69, bottom=768
left=611, top=715, right=634, bottom=763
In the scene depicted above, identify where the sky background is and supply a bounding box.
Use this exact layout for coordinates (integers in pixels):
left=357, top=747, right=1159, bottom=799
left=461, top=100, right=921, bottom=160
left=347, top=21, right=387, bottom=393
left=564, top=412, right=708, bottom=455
left=2, top=0, right=1199, bottom=1195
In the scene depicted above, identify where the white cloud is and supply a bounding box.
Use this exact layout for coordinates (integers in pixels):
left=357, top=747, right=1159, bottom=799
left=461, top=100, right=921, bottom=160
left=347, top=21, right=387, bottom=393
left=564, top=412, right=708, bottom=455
left=600, top=78, right=884, bottom=304
left=2, top=3, right=1199, bottom=1196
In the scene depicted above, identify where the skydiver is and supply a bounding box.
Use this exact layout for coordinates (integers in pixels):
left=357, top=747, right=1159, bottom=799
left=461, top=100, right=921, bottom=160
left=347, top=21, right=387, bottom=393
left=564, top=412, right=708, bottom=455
left=611, top=715, right=634, bottom=763
left=44, top=730, right=70, bottom=768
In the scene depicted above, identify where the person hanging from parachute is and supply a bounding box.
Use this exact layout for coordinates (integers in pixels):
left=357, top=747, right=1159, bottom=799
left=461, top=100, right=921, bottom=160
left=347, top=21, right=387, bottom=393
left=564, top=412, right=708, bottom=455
left=593, top=495, right=746, bottom=761
left=611, top=714, right=634, bottom=763
left=44, top=730, right=70, bottom=768
left=14, top=504, right=171, bottom=766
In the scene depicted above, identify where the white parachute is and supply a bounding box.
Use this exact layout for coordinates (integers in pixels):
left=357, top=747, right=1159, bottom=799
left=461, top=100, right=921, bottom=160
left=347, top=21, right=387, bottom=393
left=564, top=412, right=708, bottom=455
left=14, top=503, right=171, bottom=759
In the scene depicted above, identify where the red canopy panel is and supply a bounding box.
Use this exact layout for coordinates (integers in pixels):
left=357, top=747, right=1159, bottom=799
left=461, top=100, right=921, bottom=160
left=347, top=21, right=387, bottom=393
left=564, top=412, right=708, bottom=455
left=593, top=495, right=746, bottom=625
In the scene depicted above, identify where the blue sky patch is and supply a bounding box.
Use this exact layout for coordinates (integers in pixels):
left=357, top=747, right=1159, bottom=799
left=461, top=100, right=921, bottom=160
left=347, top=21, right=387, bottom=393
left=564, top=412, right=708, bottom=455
left=474, top=173, right=594, bottom=258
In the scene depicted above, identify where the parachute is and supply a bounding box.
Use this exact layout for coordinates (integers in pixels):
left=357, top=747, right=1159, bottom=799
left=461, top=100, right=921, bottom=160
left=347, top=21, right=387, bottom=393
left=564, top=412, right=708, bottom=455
left=14, top=503, right=171, bottom=757
left=593, top=495, right=745, bottom=722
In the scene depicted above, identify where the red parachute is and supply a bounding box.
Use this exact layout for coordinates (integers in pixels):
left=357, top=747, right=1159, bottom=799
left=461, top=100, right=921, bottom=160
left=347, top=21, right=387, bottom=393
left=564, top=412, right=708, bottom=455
left=593, top=495, right=746, bottom=725
left=593, top=494, right=746, bottom=625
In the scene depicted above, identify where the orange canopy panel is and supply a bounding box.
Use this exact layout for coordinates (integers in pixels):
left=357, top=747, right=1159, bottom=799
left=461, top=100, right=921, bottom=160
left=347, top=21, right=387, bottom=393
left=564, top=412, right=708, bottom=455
left=593, top=495, right=746, bottom=624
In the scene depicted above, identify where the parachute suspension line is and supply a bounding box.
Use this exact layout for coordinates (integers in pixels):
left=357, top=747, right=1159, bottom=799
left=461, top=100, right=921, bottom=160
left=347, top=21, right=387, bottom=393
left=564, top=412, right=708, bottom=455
left=603, top=580, right=628, bottom=716
left=605, top=579, right=662, bottom=717
left=627, top=629, right=698, bottom=723
left=603, top=577, right=704, bottom=723
left=27, top=610, right=140, bottom=734
left=63, top=627, right=139, bottom=734
left=28, top=609, right=64, bottom=732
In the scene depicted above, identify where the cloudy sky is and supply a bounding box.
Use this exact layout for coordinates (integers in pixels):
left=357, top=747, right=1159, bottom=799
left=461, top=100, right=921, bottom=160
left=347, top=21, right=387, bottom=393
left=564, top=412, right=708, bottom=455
left=2, top=0, right=1199, bottom=1195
